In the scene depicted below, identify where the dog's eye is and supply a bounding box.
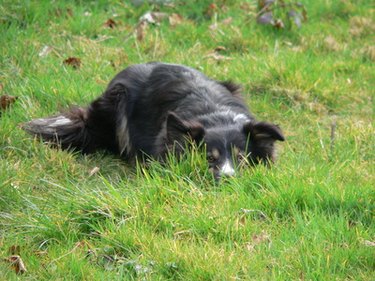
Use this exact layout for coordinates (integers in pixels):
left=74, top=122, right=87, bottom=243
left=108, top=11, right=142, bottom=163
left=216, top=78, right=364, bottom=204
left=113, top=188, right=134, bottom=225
left=237, top=153, right=250, bottom=166
left=207, top=155, right=215, bottom=162
left=236, top=154, right=243, bottom=163
left=237, top=153, right=247, bottom=162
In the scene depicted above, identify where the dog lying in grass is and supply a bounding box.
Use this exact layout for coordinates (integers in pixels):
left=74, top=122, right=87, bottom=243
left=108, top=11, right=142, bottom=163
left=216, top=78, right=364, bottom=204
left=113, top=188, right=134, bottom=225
left=24, top=62, right=285, bottom=179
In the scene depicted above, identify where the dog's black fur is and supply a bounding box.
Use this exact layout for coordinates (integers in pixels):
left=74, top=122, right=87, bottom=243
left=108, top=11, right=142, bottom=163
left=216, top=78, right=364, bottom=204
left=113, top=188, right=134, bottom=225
left=24, top=62, right=285, bottom=179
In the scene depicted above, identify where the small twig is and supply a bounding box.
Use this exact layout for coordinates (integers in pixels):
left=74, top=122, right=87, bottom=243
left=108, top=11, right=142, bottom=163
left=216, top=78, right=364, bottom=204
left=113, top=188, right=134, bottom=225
left=4, top=255, right=27, bottom=274
left=47, top=241, right=85, bottom=266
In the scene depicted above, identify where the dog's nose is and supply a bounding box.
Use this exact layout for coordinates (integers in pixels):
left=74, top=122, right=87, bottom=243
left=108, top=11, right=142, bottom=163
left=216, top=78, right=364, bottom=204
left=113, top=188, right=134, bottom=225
left=220, top=160, right=235, bottom=177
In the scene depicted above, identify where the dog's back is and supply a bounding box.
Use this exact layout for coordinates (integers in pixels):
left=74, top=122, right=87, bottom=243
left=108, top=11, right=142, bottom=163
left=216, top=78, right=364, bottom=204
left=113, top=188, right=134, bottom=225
left=116, top=63, right=252, bottom=157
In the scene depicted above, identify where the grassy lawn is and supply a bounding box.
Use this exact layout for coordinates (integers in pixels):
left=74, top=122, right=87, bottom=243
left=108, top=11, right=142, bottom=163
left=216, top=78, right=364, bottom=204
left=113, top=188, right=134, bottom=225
left=1, top=0, right=374, bottom=279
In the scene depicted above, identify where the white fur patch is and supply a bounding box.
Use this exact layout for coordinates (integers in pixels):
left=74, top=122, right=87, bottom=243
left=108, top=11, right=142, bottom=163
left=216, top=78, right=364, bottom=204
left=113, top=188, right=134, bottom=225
left=47, top=116, right=72, bottom=127
left=117, top=116, right=131, bottom=155
left=216, top=106, right=250, bottom=123
left=220, top=159, right=235, bottom=176
left=233, top=113, right=248, bottom=122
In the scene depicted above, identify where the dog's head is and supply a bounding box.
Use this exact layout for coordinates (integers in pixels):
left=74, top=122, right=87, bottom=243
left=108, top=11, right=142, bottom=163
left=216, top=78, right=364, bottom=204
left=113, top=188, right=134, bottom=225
left=166, top=112, right=285, bottom=180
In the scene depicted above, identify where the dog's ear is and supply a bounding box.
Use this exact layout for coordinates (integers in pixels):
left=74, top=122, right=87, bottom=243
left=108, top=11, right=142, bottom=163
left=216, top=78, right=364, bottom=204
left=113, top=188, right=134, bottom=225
left=243, top=121, right=285, bottom=142
left=166, top=112, right=205, bottom=143
left=218, top=81, right=242, bottom=96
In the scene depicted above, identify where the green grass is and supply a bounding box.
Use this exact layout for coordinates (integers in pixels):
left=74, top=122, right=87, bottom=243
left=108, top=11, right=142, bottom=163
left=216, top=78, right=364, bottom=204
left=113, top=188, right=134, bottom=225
left=1, top=0, right=374, bottom=280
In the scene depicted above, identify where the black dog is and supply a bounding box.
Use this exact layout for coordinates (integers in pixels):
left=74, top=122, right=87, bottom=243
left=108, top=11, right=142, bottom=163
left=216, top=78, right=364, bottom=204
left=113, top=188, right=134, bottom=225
left=24, top=62, right=285, bottom=179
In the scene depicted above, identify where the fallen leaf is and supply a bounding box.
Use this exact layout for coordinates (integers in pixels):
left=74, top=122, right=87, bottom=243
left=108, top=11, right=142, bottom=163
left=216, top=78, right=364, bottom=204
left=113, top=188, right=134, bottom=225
left=209, top=23, right=218, bottom=31
left=257, top=11, right=274, bottom=25
left=89, top=166, right=100, bottom=177
left=258, top=0, right=275, bottom=10
left=205, top=53, right=232, bottom=61
left=5, top=255, right=27, bottom=274
left=139, top=12, right=168, bottom=25
left=39, top=45, right=53, bottom=57
left=168, top=13, right=183, bottom=27
left=245, top=231, right=271, bottom=252
left=134, top=11, right=169, bottom=41
left=273, top=19, right=285, bottom=29
left=9, top=245, right=20, bottom=255
left=214, top=46, right=226, bottom=52
left=363, top=240, right=375, bottom=247
left=104, top=18, right=116, bottom=29
left=140, top=12, right=155, bottom=24
left=136, top=20, right=148, bottom=41
left=205, top=3, right=218, bottom=18
left=252, top=231, right=271, bottom=244
left=0, top=95, right=18, bottom=110
left=63, top=57, right=81, bottom=69
left=222, top=17, right=233, bottom=25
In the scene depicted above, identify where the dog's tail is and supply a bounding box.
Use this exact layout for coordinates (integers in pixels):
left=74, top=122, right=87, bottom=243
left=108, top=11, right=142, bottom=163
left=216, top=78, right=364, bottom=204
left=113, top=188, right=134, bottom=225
left=23, top=107, right=98, bottom=153
left=23, top=93, right=120, bottom=154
